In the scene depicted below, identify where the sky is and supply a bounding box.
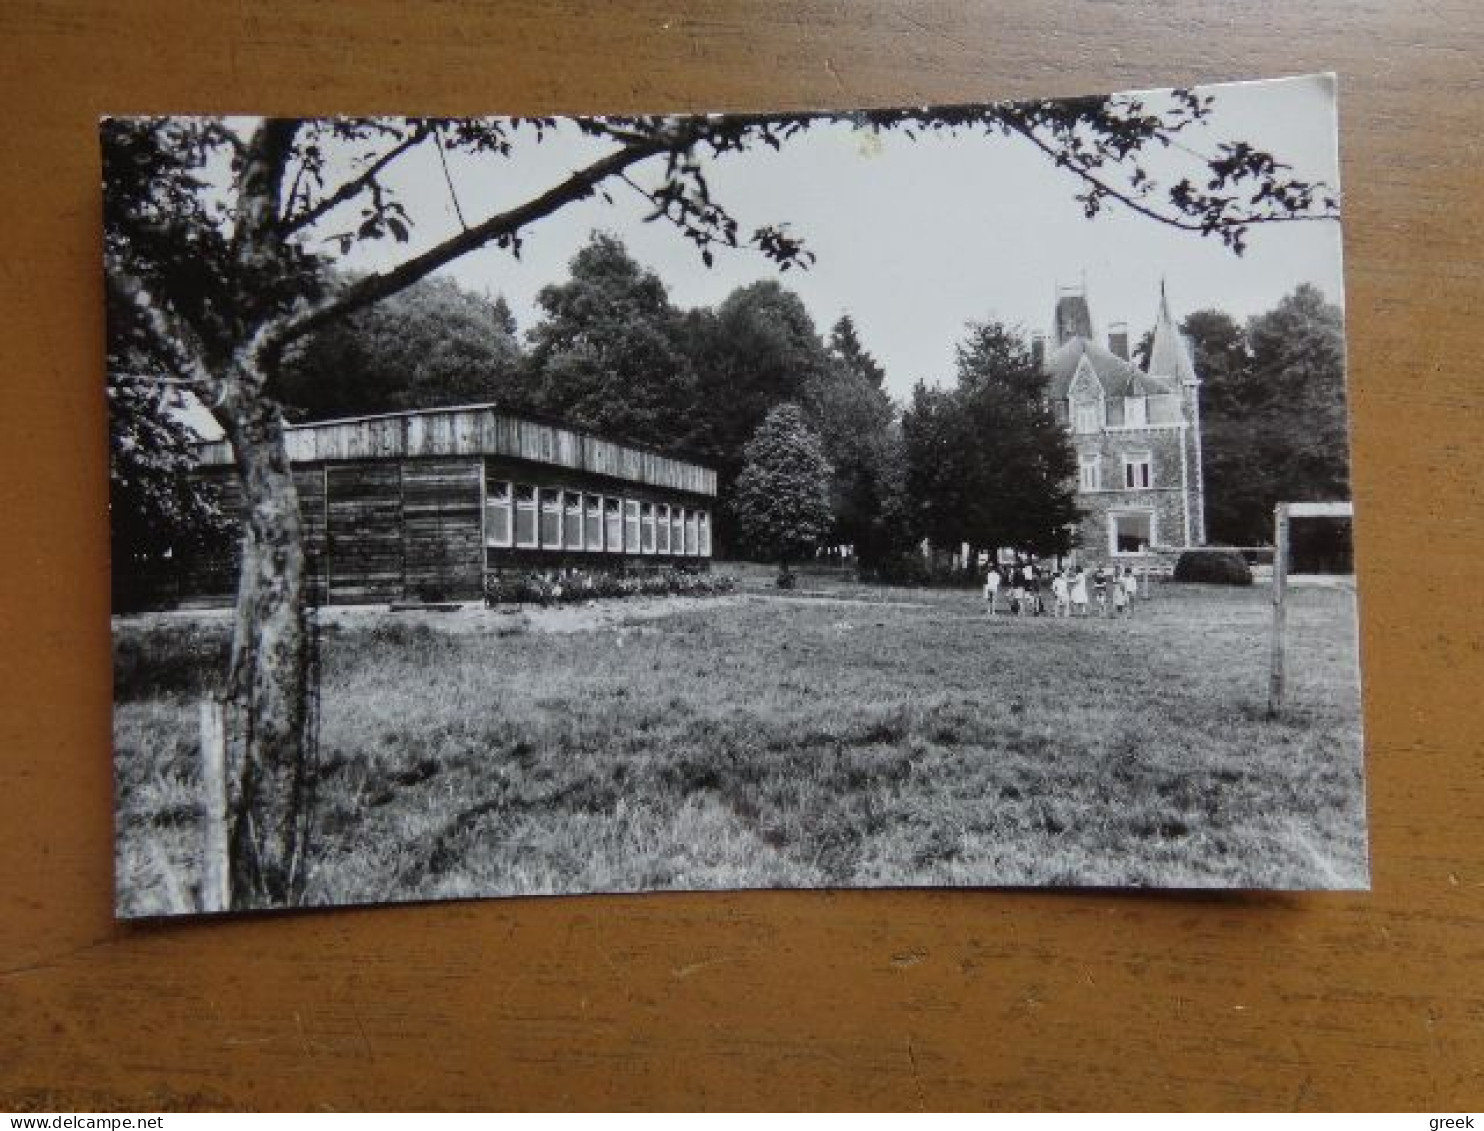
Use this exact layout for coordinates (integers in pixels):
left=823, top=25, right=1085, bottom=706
left=315, top=74, right=1344, bottom=403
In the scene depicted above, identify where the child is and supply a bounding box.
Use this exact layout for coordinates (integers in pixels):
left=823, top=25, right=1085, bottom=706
left=1052, top=570, right=1071, bottom=618
left=1010, top=578, right=1026, bottom=617
left=984, top=566, right=1001, bottom=617
left=1112, top=570, right=1130, bottom=618
left=1122, top=566, right=1139, bottom=613
left=1070, top=568, right=1089, bottom=616
left=1092, top=566, right=1109, bottom=616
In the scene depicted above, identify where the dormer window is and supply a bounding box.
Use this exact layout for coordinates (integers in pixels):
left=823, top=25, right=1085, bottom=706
left=1073, top=398, right=1101, bottom=434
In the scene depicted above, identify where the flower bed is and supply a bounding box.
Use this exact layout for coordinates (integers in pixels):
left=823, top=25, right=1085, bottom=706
left=483, top=568, right=737, bottom=608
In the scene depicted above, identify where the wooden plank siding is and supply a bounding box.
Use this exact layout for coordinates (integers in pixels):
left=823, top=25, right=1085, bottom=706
left=196, top=404, right=717, bottom=497
left=326, top=463, right=403, bottom=604
left=401, top=459, right=484, bottom=601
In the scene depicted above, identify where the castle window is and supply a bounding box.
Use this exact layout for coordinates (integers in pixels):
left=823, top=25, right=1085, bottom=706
left=657, top=504, right=671, bottom=554
left=685, top=510, right=699, bottom=556
left=1123, top=453, right=1153, bottom=490
left=1125, top=396, right=1148, bottom=427
left=1073, top=398, right=1101, bottom=434
left=1111, top=512, right=1154, bottom=556
left=672, top=507, right=686, bottom=553
left=514, top=484, right=538, bottom=548
left=698, top=511, right=711, bottom=557
left=1078, top=453, right=1100, bottom=492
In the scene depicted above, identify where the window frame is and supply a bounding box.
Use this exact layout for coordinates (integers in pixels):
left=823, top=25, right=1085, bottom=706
left=564, top=491, right=585, bottom=550
left=604, top=497, right=623, bottom=554
left=1072, top=398, right=1102, bottom=434
left=584, top=495, right=603, bottom=552
left=485, top=479, right=514, bottom=548
left=624, top=499, right=641, bottom=554
left=1109, top=510, right=1155, bottom=557
left=540, top=487, right=563, bottom=549
left=1078, top=453, right=1100, bottom=492
left=514, top=483, right=538, bottom=549
left=1122, top=452, right=1153, bottom=491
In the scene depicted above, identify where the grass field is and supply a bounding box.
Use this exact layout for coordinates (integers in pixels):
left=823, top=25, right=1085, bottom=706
left=112, top=580, right=1368, bottom=916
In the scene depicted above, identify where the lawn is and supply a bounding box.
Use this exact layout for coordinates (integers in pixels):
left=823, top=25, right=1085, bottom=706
left=112, top=580, right=1368, bottom=916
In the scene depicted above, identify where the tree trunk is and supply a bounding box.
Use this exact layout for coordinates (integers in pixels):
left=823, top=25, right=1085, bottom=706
left=217, top=373, right=311, bottom=909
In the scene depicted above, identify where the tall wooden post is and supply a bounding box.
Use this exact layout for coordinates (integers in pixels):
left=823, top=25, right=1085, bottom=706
left=1267, top=503, right=1291, bottom=718
left=199, top=698, right=231, bottom=913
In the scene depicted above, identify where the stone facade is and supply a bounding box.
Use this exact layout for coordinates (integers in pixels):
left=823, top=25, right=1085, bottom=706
left=1042, top=284, right=1206, bottom=566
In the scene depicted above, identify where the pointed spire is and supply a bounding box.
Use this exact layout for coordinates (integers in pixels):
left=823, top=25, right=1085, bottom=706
left=1146, top=279, right=1196, bottom=382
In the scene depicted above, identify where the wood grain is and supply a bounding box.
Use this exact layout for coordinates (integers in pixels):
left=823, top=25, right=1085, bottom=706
left=1, top=0, right=1481, bottom=1111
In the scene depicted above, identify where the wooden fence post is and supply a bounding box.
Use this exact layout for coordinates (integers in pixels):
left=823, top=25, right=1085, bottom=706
left=1267, top=503, right=1291, bottom=718
left=199, top=698, right=231, bottom=913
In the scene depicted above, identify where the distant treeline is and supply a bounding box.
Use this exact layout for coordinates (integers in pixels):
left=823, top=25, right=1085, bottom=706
left=116, top=231, right=1350, bottom=579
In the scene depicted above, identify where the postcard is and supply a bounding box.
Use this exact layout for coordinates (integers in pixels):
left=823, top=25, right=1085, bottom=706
left=106, top=74, right=1364, bottom=916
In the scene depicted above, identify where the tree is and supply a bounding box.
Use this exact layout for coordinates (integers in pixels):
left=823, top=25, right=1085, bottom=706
left=733, top=404, right=834, bottom=570
left=273, top=275, right=528, bottom=421
left=829, top=314, right=886, bottom=388
left=104, top=97, right=1336, bottom=909
left=903, top=322, right=1079, bottom=557
left=524, top=232, right=698, bottom=448
left=107, top=384, right=228, bottom=610
left=1182, top=286, right=1349, bottom=544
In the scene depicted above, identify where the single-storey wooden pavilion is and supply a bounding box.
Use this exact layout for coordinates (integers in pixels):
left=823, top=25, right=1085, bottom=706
left=151, top=402, right=718, bottom=607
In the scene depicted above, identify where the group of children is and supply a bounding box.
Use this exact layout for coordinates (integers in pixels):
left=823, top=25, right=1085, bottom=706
left=983, top=558, right=1141, bottom=619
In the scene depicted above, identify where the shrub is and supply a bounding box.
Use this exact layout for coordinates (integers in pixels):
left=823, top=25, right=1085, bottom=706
left=1173, top=549, right=1253, bottom=586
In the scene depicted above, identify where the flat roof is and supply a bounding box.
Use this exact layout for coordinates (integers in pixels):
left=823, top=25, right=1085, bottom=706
left=195, top=401, right=717, bottom=497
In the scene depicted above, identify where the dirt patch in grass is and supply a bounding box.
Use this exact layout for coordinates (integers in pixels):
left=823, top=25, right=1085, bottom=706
left=112, top=583, right=1368, bottom=915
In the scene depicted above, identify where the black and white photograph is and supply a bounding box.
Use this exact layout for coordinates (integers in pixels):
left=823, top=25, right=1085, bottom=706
left=106, top=73, right=1364, bottom=918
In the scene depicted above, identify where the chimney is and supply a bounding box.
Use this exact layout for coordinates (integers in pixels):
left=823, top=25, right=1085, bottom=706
left=1031, top=332, right=1046, bottom=369
left=1108, top=322, right=1129, bottom=360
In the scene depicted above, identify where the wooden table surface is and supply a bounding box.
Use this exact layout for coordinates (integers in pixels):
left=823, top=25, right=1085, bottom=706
left=2, top=0, right=1481, bottom=1111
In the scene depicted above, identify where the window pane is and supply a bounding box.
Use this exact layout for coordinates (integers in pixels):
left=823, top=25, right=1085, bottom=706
left=565, top=492, right=584, bottom=550
left=485, top=480, right=512, bottom=547
left=641, top=502, right=656, bottom=553
left=515, top=484, right=537, bottom=547
left=605, top=498, right=622, bottom=553
left=672, top=507, right=685, bottom=551
left=585, top=497, right=603, bottom=551
left=686, top=511, right=698, bottom=556
left=541, top=489, right=562, bottom=548
left=657, top=504, right=671, bottom=554
left=698, top=511, right=711, bottom=556
left=1114, top=514, right=1152, bottom=554
left=624, top=500, right=640, bottom=553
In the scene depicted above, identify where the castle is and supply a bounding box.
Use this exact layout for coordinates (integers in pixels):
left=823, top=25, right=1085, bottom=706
left=1038, top=283, right=1206, bottom=565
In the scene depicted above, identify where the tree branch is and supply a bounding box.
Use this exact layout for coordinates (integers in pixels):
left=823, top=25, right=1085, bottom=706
left=1000, top=116, right=1336, bottom=236
left=270, top=136, right=671, bottom=349
left=105, top=258, right=222, bottom=401
left=282, top=122, right=434, bottom=236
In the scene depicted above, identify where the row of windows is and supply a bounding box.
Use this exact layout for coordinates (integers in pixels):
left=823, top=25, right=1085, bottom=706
left=1078, top=452, right=1153, bottom=492
left=1070, top=394, right=1161, bottom=433
left=484, top=482, right=711, bottom=557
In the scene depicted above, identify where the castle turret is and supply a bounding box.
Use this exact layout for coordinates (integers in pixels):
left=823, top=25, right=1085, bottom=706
left=1146, top=281, right=1206, bottom=545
